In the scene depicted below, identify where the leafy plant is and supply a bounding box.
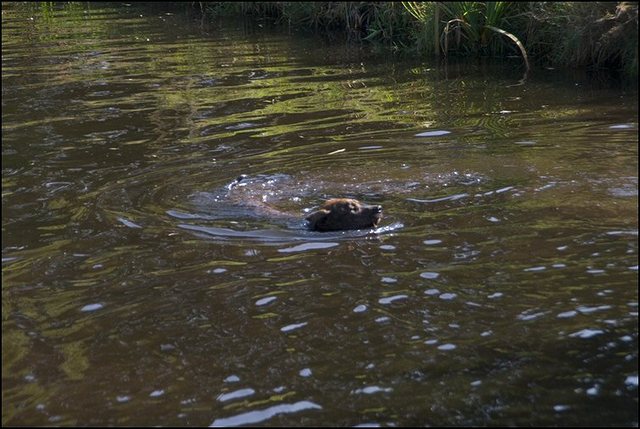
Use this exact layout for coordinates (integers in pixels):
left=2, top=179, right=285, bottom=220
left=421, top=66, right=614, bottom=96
left=437, top=2, right=529, bottom=70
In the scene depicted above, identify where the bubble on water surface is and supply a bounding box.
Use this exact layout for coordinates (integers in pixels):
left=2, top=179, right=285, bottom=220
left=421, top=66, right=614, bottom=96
left=278, top=242, right=339, bottom=253
left=606, top=230, right=638, bottom=237
left=437, top=343, right=457, bottom=351
left=557, top=311, right=578, bottom=319
left=281, top=322, right=307, bottom=333
left=255, top=296, right=277, bottom=306
left=408, top=193, right=468, bottom=204
left=420, top=271, right=439, bottom=279
left=625, top=375, right=638, bottom=387
left=415, top=130, right=451, bottom=137
left=352, top=386, right=393, bottom=394
left=517, top=310, right=546, bottom=321
left=576, top=305, right=612, bottom=314
left=225, top=122, right=258, bottom=130
left=117, top=217, right=142, bottom=229
left=217, top=388, right=255, bottom=402
left=586, top=385, right=600, bottom=396
left=378, top=294, right=408, bottom=304
left=80, top=303, right=104, bottom=312
left=609, top=124, right=636, bottom=129
left=299, top=368, right=312, bottom=377
left=224, top=375, right=240, bottom=383
left=423, top=239, right=442, bottom=245
left=569, top=329, right=604, bottom=339
left=210, top=401, right=322, bottom=427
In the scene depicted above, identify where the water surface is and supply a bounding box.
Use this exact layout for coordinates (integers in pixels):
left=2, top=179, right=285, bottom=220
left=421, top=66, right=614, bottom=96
left=2, top=3, right=638, bottom=426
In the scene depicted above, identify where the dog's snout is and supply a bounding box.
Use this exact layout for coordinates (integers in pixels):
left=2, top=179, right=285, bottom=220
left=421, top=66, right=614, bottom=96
left=373, top=205, right=383, bottom=213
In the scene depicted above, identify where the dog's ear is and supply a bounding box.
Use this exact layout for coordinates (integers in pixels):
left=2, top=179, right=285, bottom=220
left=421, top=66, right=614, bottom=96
left=306, top=209, right=330, bottom=231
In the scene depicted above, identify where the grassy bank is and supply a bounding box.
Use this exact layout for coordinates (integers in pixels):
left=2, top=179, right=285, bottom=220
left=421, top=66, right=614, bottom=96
left=200, top=2, right=638, bottom=76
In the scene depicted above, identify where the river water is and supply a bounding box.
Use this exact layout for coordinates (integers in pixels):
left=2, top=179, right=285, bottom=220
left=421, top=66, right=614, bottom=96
left=2, top=2, right=638, bottom=426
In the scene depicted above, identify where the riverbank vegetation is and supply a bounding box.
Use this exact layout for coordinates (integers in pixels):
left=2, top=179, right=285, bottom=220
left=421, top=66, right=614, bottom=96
left=199, top=2, right=638, bottom=76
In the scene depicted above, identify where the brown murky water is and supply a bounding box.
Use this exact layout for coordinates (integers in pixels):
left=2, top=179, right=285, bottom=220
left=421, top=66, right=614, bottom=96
left=2, top=3, right=638, bottom=426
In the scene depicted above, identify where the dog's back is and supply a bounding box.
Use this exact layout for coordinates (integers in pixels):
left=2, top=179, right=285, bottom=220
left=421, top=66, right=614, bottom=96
left=228, top=176, right=382, bottom=231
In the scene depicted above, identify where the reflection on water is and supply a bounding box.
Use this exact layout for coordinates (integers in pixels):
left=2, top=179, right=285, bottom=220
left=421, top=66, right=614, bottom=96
left=2, top=2, right=638, bottom=427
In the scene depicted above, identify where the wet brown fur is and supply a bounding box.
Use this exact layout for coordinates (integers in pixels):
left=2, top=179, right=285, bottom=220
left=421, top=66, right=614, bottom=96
left=229, top=176, right=382, bottom=232
left=305, top=198, right=382, bottom=232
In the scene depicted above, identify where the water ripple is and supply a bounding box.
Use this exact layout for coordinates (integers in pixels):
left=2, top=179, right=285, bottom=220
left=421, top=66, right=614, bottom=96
left=210, top=401, right=322, bottom=427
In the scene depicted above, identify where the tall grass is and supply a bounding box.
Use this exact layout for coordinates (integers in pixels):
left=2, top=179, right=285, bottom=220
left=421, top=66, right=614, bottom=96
left=515, top=2, right=638, bottom=75
left=433, top=2, right=529, bottom=70
left=202, top=2, right=411, bottom=44
left=199, top=2, right=638, bottom=76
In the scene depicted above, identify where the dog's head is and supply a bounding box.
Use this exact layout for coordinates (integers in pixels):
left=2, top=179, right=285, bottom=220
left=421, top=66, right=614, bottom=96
left=306, top=198, right=382, bottom=232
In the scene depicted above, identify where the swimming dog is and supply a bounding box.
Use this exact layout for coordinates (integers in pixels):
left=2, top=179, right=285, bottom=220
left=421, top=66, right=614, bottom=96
left=229, top=175, right=382, bottom=231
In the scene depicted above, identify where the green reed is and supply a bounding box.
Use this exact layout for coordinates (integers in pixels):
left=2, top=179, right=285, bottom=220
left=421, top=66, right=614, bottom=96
left=515, top=2, right=638, bottom=75
left=196, top=2, right=637, bottom=76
